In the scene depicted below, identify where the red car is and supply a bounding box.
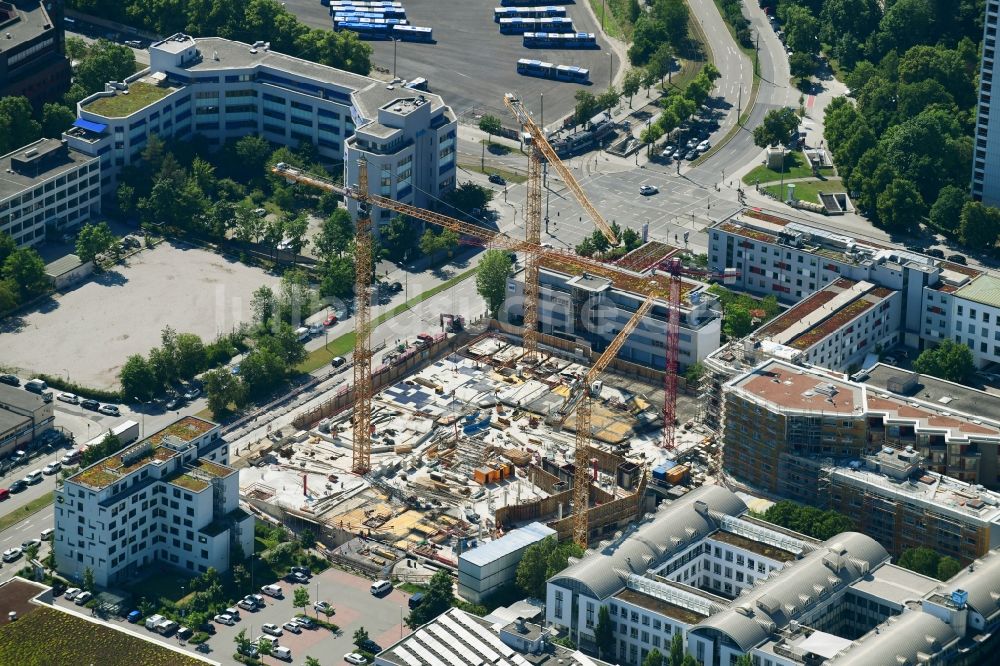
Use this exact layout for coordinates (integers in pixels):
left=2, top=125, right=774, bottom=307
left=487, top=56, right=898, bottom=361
left=323, top=314, right=338, bottom=327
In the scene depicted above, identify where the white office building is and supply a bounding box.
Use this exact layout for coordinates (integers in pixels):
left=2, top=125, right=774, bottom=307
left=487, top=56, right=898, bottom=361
left=544, top=484, right=1000, bottom=666
left=505, top=263, right=722, bottom=370
left=458, top=522, right=556, bottom=603
left=0, top=138, right=101, bottom=248
left=53, top=416, right=253, bottom=588
left=64, top=33, right=456, bottom=233
left=972, top=0, right=1000, bottom=204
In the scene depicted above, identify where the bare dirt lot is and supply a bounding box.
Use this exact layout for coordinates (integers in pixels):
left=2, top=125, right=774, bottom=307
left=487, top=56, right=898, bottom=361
left=0, top=242, right=279, bottom=389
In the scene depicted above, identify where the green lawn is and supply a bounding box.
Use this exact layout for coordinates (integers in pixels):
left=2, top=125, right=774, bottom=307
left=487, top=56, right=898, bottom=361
left=588, top=0, right=626, bottom=40
left=763, top=178, right=845, bottom=203
left=742, top=152, right=816, bottom=184
left=295, top=266, right=478, bottom=373
left=126, top=571, right=195, bottom=606
left=82, top=81, right=172, bottom=118
left=0, top=492, right=53, bottom=533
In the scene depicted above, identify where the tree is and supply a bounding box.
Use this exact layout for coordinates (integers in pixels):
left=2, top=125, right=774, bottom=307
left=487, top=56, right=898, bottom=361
left=319, top=254, right=355, bottom=299
left=622, top=69, right=643, bottom=107
left=649, top=44, right=674, bottom=86
left=937, top=556, right=962, bottom=581
left=573, top=91, right=599, bottom=126
left=234, top=135, right=274, bottom=178
left=724, top=306, right=753, bottom=339
left=75, top=221, right=117, bottom=263
left=780, top=3, right=820, bottom=55
left=443, top=181, right=493, bottom=215
left=251, top=285, right=277, bottom=327
left=735, top=656, right=753, bottom=666
left=234, top=628, right=252, bottom=657
left=173, top=332, right=206, bottom=378
left=293, top=586, right=311, bottom=616
left=669, top=633, right=684, bottom=666
left=789, top=51, right=815, bottom=79
left=315, top=209, right=353, bottom=260
left=876, top=178, right=925, bottom=232
left=65, top=36, right=89, bottom=61
left=277, top=269, right=313, bottom=325
left=476, top=250, right=513, bottom=319
left=120, top=355, right=158, bottom=401
left=478, top=115, right=503, bottom=144
left=597, top=86, right=620, bottom=112
left=545, top=541, right=584, bottom=579
left=0, top=232, right=13, bottom=268
left=684, top=362, right=704, bottom=386
left=204, top=367, right=246, bottom=415
left=642, top=648, right=664, bottom=666
left=305, top=658, right=321, bottom=666
left=83, top=567, right=95, bottom=592
left=41, top=103, right=75, bottom=138
left=25, top=541, right=39, bottom=563
left=353, top=627, right=370, bottom=650
left=382, top=215, right=420, bottom=263
left=75, top=39, right=137, bottom=92
left=930, top=185, right=969, bottom=232
left=232, top=563, right=249, bottom=593
left=406, top=569, right=454, bottom=628
left=240, top=348, right=288, bottom=399
left=753, top=107, right=800, bottom=148
left=0, top=96, right=41, bottom=155
left=959, top=201, right=1000, bottom=249
left=898, top=547, right=941, bottom=577
left=913, top=339, right=974, bottom=384
left=594, top=606, right=615, bottom=661
left=299, top=528, right=316, bottom=549
left=419, top=228, right=459, bottom=258
left=3, top=248, right=49, bottom=299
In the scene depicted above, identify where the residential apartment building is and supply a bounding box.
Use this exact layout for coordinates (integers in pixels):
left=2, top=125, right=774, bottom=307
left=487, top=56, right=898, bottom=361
left=0, top=384, right=53, bottom=456
left=504, top=261, right=723, bottom=370
left=707, top=211, right=1000, bottom=369
left=972, top=0, right=1000, bottom=204
left=64, top=33, right=456, bottom=234
left=0, top=138, right=101, bottom=248
left=545, top=484, right=1000, bottom=666
left=0, top=0, right=70, bottom=104
left=53, top=416, right=253, bottom=588
left=722, top=359, right=1000, bottom=563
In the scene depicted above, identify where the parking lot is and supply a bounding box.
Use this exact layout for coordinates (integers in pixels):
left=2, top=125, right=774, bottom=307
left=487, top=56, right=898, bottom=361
left=0, top=242, right=278, bottom=389
left=53, top=567, right=413, bottom=666
left=282, top=0, right=617, bottom=123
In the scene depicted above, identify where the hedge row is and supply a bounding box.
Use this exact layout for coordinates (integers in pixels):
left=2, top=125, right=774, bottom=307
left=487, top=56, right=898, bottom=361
left=34, top=374, right=123, bottom=403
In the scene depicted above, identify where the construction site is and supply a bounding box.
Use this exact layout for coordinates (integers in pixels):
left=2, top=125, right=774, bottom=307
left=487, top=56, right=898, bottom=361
left=240, top=329, right=714, bottom=576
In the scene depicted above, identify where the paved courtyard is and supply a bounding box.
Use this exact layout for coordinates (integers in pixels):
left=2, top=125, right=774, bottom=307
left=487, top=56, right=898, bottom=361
left=0, top=242, right=278, bottom=389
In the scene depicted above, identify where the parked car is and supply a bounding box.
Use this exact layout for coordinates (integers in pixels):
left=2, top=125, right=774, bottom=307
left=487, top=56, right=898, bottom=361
left=287, top=571, right=309, bottom=584
left=273, top=646, right=293, bottom=661
left=74, top=591, right=93, bottom=606
left=295, top=615, right=316, bottom=629
left=127, top=610, right=142, bottom=623
left=23, top=470, right=42, bottom=485
left=182, top=386, right=201, bottom=400
left=359, top=639, right=382, bottom=653
left=925, top=248, right=945, bottom=258
left=324, top=314, right=338, bottom=327
left=3, top=547, right=23, bottom=562
left=314, top=601, right=333, bottom=614
left=345, top=654, right=368, bottom=665
left=57, top=392, right=79, bottom=405
left=390, top=281, right=403, bottom=293
left=40, top=528, right=54, bottom=540
left=685, top=150, right=698, bottom=160
left=697, top=140, right=711, bottom=153
left=948, top=254, right=968, bottom=265
left=238, top=598, right=257, bottom=612
left=262, top=623, right=283, bottom=637
left=488, top=173, right=506, bottom=186
left=98, top=404, right=120, bottom=416
left=283, top=620, right=303, bottom=634
left=214, top=613, right=236, bottom=626
left=21, top=538, right=40, bottom=551
left=639, top=185, right=659, bottom=196
left=0, top=375, right=19, bottom=387
left=251, top=593, right=266, bottom=608
left=8, top=480, right=27, bottom=493
left=291, top=565, right=312, bottom=577
left=370, top=580, right=392, bottom=596
left=42, top=462, right=61, bottom=475
left=64, top=587, right=81, bottom=600
left=331, top=357, right=346, bottom=368
left=80, top=399, right=100, bottom=411
left=261, top=584, right=283, bottom=598
left=165, top=395, right=183, bottom=410
left=408, top=592, right=425, bottom=609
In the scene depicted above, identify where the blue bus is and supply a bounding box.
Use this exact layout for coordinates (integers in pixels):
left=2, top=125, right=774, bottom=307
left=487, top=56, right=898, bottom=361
left=332, top=8, right=406, bottom=18
left=499, top=16, right=573, bottom=34
left=523, top=31, right=598, bottom=48
left=329, top=1, right=402, bottom=7
left=501, top=0, right=559, bottom=5
left=392, top=24, right=434, bottom=42
left=334, top=13, right=408, bottom=24
left=494, top=6, right=566, bottom=22
left=335, top=22, right=391, bottom=39
left=517, top=58, right=589, bottom=83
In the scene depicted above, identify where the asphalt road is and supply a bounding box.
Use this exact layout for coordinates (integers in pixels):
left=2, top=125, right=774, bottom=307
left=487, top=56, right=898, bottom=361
left=280, top=0, right=618, bottom=123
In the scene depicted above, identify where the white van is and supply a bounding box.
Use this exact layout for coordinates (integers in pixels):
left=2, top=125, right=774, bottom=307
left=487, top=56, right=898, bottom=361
left=370, top=579, right=392, bottom=596
left=272, top=646, right=292, bottom=661
left=294, top=326, right=310, bottom=342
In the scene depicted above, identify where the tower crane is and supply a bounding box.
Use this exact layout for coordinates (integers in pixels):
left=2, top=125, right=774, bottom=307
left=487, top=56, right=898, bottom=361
left=502, top=93, right=617, bottom=365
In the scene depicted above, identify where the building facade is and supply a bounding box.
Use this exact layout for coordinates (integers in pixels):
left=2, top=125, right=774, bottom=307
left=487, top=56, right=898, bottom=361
left=707, top=212, right=1000, bottom=368
left=0, top=384, right=54, bottom=456
left=0, top=0, right=70, bottom=105
left=53, top=416, right=253, bottom=588
left=0, top=138, right=101, bottom=248
left=458, top=521, right=555, bottom=603
left=505, top=264, right=722, bottom=370
left=64, top=33, right=456, bottom=234
left=972, top=0, right=1000, bottom=204
left=545, top=484, right=1000, bottom=666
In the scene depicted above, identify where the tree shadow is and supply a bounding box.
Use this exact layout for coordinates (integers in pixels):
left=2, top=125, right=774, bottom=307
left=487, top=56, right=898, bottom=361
left=93, top=270, right=129, bottom=288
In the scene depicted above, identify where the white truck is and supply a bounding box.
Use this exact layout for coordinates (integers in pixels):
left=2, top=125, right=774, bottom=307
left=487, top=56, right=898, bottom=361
left=145, top=614, right=166, bottom=631
left=83, top=420, right=140, bottom=451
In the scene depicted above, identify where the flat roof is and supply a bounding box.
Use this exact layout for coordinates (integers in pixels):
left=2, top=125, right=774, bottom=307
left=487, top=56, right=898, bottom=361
left=81, top=80, right=176, bottom=118
left=0, top=0, right=55, bottom=50
left=729, top=359, right=863, bottom=416
left=0, top=383, right=45, bottom=413
left=848, top=564, right=939, bottom=606
left=707, top=529, right=798, bottom=562
left=0, top=409, right=30, bottom=436
left=0, top=139, right=95, bottom=201
left=460, top=522, right=555, bottom=567
left=45, top=254, right=86, bottom=276
left=955, top=274, right=1000, bottom=308
left=613, top=587, right=708, bottom=624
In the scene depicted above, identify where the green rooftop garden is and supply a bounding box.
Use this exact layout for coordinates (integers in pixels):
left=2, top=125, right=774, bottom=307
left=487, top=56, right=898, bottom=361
left=82, top=81, right=173, bottom=118
left=167, top=472, right=209, bottom=492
